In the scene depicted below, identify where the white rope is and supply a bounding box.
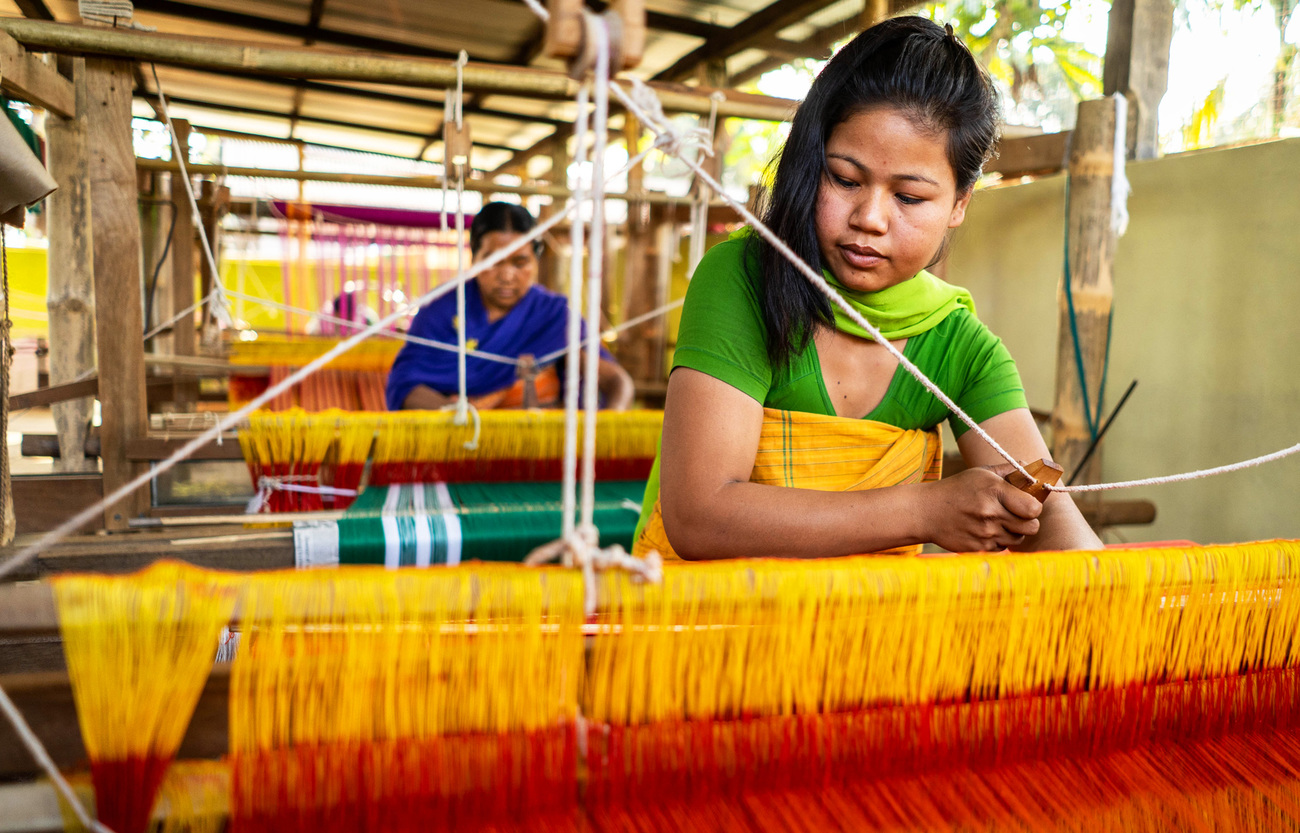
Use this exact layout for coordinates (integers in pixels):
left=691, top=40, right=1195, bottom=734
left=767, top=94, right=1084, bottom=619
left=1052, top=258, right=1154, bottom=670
left=221, top=288, right=521, bottom=365
left=150, top=65, right=233, bottom=332
left=561, top=83, right=591, bottom=542
left=143, top=289, right=216, bottom=341
left=580, top=17, right=612, bottom=533
left=536, top=296, right=684, bottom=365
left=612, top=79, right=1036, bottom=484
left=450, top=51, right=473, bottom=441
left=0, top=685, right=113, bottom=833
left=1056, top=443, right=1300, bottom=493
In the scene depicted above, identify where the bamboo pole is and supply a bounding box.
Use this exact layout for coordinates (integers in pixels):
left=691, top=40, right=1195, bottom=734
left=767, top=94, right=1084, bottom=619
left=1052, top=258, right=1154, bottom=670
left=169, top=119, right=198, bottom=409
left=44, top=58, right=96, bottom=474
left=0, top=19, right=797, bottom=122
left=1051, top=97, right=1121, bottom=502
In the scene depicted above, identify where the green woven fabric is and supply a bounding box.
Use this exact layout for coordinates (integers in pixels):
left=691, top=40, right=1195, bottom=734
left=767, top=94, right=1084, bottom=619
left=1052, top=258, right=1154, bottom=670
left=334, top=480, right=647, bottom=566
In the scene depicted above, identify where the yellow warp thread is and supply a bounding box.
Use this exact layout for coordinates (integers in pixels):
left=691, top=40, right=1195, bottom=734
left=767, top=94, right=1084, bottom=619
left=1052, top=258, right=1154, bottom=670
left=240, top=409, right=344, bottom=479
left=228, top=336, right=401, bottom=373
left=52, top=563, right=238, bottom=764
left=239, top=408, right=664, bottom=477
left=584, top=541, right=1300, bottom=726
left=369, top=409, right=664, bottom=466
left=229, top=564, right=585, bottom=750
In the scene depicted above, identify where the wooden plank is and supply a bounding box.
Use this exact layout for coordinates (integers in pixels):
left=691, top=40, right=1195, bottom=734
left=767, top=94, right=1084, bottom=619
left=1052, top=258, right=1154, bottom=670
left=0, top=667, right=231, bottom=779
left=43, top=56, right=95, bottom=473
left=8, top=377, right=96, bottom=410
left=1050, top=98, right=1119, bottom=496
left=86, top=58, right=149, bottom=529
left=125, top=435, right=244, bottom=461
left=0, top=529, right=295, bottom=584
left=988, top=131, right=1071, bottom=178
left=11, top=473, right=103, bottom=538
left=20, top=433, right=98, bottom=458
left=0, top=30, right=74, bottom=117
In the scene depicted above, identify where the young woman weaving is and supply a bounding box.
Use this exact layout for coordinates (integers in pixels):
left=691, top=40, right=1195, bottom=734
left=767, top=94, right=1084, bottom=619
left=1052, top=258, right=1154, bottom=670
left=634, top=16, right=1101, bottom=559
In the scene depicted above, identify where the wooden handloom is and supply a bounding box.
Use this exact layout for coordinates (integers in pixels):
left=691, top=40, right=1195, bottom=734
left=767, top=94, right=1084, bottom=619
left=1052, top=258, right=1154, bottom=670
left=4, top=540, right=1300, bottom=832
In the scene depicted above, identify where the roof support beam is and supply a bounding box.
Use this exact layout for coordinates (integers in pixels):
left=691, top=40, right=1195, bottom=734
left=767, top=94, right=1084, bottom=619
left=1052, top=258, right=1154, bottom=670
left=13, top=0, right=55, bottom=21
left=0, top=31, right=74, bottom=117
left=287, top=0, right=329, bottom=138
left=131, top=89, right=518, bottom=153
left=653, top=0, right=842, bottom=83
left=1, top=18, right=795, bottom=120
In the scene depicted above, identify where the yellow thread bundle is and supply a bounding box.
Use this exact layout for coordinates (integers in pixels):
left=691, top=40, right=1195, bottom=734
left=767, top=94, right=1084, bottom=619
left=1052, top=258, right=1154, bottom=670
left=52, top=563, right=238, bottom=833
left=45, top=540, right=1300, bottom=831
left=228, top=336, right=401, bottom=373
left=584, top=541, right=1300, bottom=725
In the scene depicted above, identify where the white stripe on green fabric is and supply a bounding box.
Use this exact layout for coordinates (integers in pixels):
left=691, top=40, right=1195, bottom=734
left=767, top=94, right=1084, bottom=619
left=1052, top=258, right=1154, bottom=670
left=433, top=482, right=462, bottom=566
left=381, top=484, right=402, bottom=569
left=412, top=482, right=433, bottom=568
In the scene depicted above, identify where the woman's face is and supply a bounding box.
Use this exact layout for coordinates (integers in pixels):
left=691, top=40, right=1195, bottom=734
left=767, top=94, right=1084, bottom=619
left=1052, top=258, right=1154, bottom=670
left=814, top=106, right=971, bottom=294
left=474, top=230, right=539, bottom=316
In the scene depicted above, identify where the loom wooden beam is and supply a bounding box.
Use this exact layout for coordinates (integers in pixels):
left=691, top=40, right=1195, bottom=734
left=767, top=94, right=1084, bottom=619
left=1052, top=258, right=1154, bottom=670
left=134, top=157, right=725, bottom=206
left=0, top=31, right=73, bottom=118
left=988, top=131, right=1072, bottom=179
left=87, top=57, right=149, bottom=530
left=0, top=668, right=231, bottom=779
left=8, top=377, right=97, bottom=411
left=0, top=19, right=797, bottom=121
left=1051, top=97, right=1121, bottom=503
left=0, top=530, right=295, bottom=585
left=19, top=432, right=244, bottom=462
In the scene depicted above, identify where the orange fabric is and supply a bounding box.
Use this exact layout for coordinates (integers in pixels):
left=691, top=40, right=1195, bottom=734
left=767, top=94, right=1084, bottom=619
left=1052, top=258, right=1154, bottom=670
left=635, top=408, right=942, bottom=560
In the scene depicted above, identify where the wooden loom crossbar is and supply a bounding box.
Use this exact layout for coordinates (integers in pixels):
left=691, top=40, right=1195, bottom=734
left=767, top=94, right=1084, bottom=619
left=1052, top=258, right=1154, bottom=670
left=6, top=540, right=1300, bottom=831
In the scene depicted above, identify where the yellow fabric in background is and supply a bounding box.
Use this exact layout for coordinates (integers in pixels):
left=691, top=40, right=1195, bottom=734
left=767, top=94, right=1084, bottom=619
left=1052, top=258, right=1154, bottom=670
left=635, top=407, right=942, bottom=560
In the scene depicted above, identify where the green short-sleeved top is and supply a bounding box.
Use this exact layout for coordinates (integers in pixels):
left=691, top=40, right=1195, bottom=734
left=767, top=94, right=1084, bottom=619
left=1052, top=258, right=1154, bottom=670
left=672, top=236, right=1028, bottom=435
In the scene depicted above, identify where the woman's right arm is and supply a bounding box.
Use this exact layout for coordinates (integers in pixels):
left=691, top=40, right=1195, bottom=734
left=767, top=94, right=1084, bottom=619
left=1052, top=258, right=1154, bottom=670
left=659, top=368, right=1042, bottom=559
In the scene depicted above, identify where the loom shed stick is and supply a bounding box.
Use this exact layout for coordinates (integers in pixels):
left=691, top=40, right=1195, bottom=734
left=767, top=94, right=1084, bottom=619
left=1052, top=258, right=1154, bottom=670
left=1004, top=458, right=1064, bottom=504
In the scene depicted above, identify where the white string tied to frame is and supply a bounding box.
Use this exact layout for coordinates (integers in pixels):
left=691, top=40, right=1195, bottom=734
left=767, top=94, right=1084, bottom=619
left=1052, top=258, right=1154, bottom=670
left=246, top=475, right=359, bottom=515
left=448, top=50, right=477, bottom=449
left=689, top=91, right=727, bottom=273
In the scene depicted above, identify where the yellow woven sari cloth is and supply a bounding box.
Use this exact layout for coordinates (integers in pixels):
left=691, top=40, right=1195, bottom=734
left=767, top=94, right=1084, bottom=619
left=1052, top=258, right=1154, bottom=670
left=634, top=408, right=943, bottom=560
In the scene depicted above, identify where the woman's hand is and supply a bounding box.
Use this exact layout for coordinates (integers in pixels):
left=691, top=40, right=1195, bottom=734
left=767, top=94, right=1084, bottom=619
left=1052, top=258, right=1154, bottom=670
left=918, top=463, right=1043, bottom=552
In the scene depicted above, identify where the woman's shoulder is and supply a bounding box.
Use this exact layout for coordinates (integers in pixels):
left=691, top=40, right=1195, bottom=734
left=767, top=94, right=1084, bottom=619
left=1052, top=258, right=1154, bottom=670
left=686, top=235, right=763, bottom=306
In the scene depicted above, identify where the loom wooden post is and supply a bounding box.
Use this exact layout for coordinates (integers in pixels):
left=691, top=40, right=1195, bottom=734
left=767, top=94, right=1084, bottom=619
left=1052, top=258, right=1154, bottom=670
left=169, top=119, right=198, bottom=409
left=1102, top=0, right=1173, bottom=159
left=618, top=114, right=654, bottom=384
left=86, top=57, right=149, bottom=529
left=537, top=141, right=570, bottom=293
left=45, top=57, right=96, bottom=474
left=197, top=179, right=229, bottom=350
left=1050, top=97, right=1120, bottom=504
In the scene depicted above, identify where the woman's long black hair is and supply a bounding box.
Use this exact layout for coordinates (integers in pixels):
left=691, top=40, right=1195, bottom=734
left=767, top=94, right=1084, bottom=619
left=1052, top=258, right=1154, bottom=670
left=753, top=16, right=999, bottom=369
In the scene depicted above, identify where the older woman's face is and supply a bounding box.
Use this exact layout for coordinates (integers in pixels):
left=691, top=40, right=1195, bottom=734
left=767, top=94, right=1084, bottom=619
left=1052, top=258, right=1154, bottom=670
left=474, top=231, right=539, bottom=318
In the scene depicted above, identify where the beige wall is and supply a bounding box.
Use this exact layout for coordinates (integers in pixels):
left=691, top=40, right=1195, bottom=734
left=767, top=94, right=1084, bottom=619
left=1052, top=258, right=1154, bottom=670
left=947, top=137, right=1300, bottom=544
